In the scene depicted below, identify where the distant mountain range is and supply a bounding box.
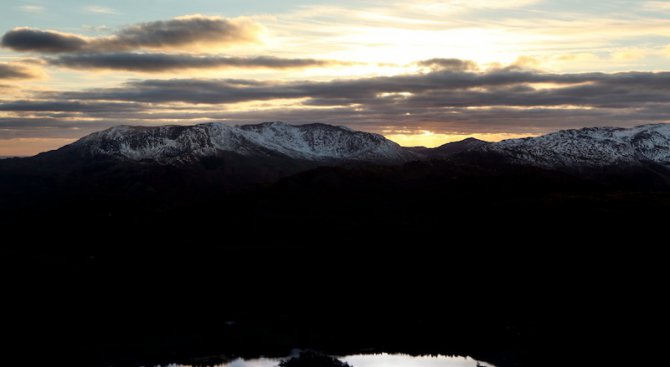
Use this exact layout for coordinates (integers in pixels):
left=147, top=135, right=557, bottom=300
left=11, top=121, right=670, bottom=171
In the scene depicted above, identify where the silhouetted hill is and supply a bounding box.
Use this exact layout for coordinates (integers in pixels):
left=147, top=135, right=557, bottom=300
left=408, top=137, right=489, bottom=158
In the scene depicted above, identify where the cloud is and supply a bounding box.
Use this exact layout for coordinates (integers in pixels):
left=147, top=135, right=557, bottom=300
left=84, top=5, right=118, bottom=14
left=269, top=0, right=670, bottom=72
left=417, top=58, right=478, bottom=71
left=1, top=28, right=88, bottom=53
left=409, top=0, right=540, bottom=13
left=3, top=16, right=333, bottom=74
left=55, top=65, right=660, bottom=106
left=0, top=117, right=129, bottom=141
left=644, top=1, right=670, bottom=11
left=96, top=15, right=262, bottom=51
left=0, top=100, right=143, bottom=112
left=0, top=62, right=44, bottom=80
left=20, top=5, right=44, bottom=13
left=1, top=15, right=263, bottom=54
left=5, top=59, right=670, bottom=140
left=48, top=53, right=351, bottom=72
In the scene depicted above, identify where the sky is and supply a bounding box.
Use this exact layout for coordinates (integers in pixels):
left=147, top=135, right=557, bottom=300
left=1, top=0, right=670, bottom=155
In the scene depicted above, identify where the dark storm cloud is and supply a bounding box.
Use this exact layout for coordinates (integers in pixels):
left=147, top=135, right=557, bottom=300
left=0, top=62, right=42, bottom=79
left=1, top=16, right=262, bottom=54
left=1, top=28, right=88, bottom=53
left=48, top=53, right=348, bottom=72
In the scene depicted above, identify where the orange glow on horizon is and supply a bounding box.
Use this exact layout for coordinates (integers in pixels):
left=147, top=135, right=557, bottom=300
left=0, top=138, right=77, bottom=157
left=385, top=130, right=538, bottom=147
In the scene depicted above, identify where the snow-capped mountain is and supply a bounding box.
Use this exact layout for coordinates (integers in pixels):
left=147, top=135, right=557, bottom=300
left=485, top=124, right=670, bottom=169
left=70, top=121, right=416, bottom=164
left=26, top=122, right=670, bottom=171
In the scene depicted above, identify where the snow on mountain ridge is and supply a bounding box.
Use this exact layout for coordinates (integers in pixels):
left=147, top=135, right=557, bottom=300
left=238, top=122, right=397, bottom=159
left=487, top=123, right=670, bottom=168
left=76, top=121, right=415, bottom=163
left=72, top=122, right=670, bottom=168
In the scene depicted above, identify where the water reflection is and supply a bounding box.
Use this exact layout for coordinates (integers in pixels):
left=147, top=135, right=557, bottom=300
left=343, top=354, right=490, bottom=367
left=169, top=353, right=493, bottom=367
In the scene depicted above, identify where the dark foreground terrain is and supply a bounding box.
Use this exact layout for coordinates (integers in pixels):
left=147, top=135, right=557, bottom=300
left=1, top=149, right=668, bottom=367
left=0, top=123, right=670, bottom=367
left=2, top=153, right=669, bottom=245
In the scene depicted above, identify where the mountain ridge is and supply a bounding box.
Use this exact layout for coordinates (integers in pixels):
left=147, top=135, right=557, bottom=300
left=64, top=121, right=418, bottom=164
left=408, top=137, right=490, bottom=159
left=484, top=123, right=670, bottom=169
left=2, top=122, right=669, bottom=180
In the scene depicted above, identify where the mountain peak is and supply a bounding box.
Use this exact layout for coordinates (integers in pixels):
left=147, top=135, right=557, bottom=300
left=460, top=137, right=486, bottom=143
left=405, top=137, right=490, bottom=159
left=435, top=137, right=489, bottom=149
left=487, top=123, right=670, bottom=168
left=68, top=121, right=417, bottom=164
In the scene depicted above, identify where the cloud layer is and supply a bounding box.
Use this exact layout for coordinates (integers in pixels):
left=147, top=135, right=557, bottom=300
left=1, top=15, right=346, bottom=74
left=2, top=59, right=667, bottom=141
left=49, top=64, right=670, bottom=108
left=48, top=53, right=349, bottom=72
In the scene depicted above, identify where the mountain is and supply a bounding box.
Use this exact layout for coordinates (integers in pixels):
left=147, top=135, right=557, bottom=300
left=62, top=121, right=417, bottom=164
left=2, top=122, right=669, bottom=182
left=403, top=124, right=669, bottom=169
left=408, top=137, right=490, bottom=158
left=483, top=123, right=670, bottom=169
left=12, top=122, right=669, bottom=172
